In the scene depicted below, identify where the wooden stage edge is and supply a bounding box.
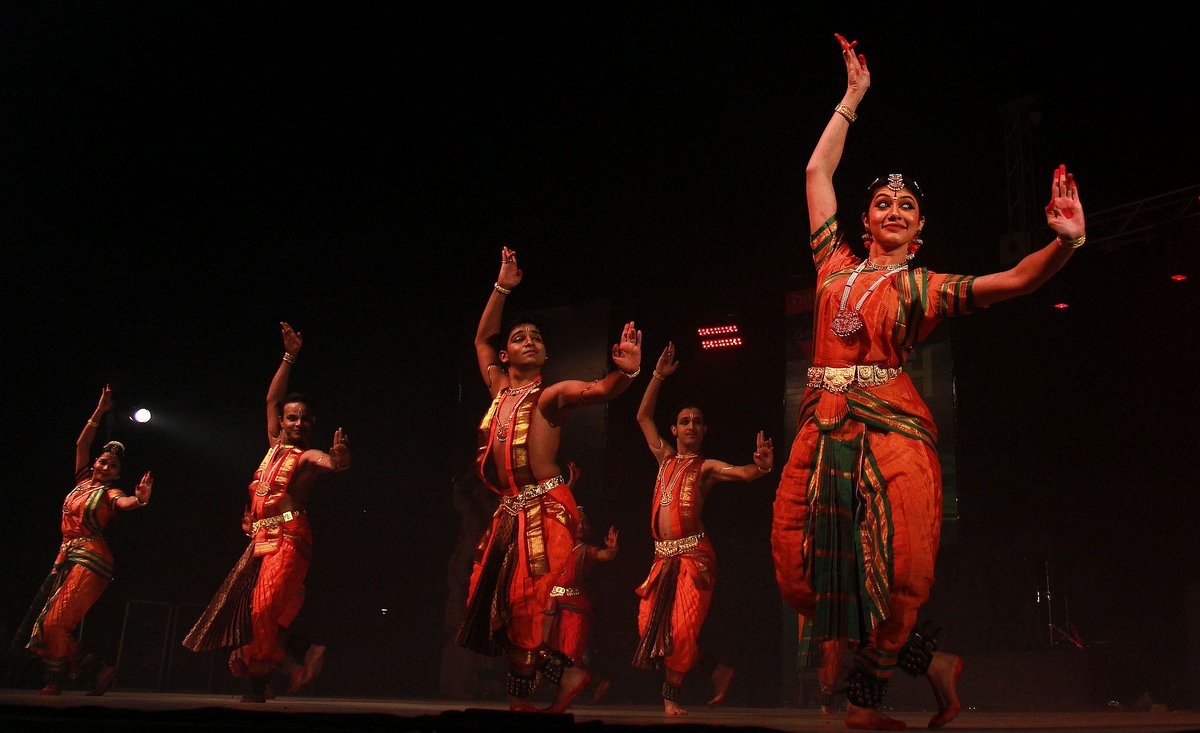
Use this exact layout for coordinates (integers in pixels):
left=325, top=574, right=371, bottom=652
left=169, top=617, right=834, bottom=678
left=2, top=691, right=1199, bottom=732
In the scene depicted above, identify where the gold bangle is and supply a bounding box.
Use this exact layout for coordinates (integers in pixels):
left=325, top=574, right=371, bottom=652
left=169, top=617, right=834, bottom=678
left=651, top=370, right=665, bottom=381
left=493, top=283, right=512, bottom=295
left=1057, top=234, right=1086, bottom=249
left=87, top=419, right=99, bottom=428
left=282, top=352, right=297, bottom=364
left=621, top=367, right=641, bottom=379
left=834, top=104, right=857, bottom=123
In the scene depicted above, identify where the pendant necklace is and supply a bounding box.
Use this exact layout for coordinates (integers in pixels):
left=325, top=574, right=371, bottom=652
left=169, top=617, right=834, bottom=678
left=830, top=260, right=907, bottom=337
left=496, top=379, right=540, bottom=442
left=64, top=480, right=103, bottom=514
left=658, top=454, right=697, bottom=506
left=255, top=444, right=290, bottom=496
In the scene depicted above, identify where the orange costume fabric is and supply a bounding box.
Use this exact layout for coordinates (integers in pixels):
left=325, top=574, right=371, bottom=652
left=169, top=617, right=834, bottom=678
left=544, top=541, right=600, bottom=665
left=183, top=444, right=311, bottom=665
left=632, top=454, right=716, bottom=675
left=18, top=468, right=127, bottom=679
left=456, top=380, right=580, bottom=656
left=242, top=444, right=312, bottom=665
left=772, top=215, right=976, bottom=680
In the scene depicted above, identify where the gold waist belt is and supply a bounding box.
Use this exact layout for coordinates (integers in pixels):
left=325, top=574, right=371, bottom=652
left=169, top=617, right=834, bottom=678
left=654, top=532, right=705, bottom=558
left=251, top=509, right=306, bottom=532
left=501, top=474, right=566, bottom=514
left=549, top=585, right=581, bottom=597
left=807, top=365, right=902, bottom=394
left=60, top=534, right=103, bottom=552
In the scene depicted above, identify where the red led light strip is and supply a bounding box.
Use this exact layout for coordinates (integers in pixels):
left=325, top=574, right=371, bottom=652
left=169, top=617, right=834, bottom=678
left=701, top=337, right=743, bottom=349
left=697, top=325, right=739, bottom=336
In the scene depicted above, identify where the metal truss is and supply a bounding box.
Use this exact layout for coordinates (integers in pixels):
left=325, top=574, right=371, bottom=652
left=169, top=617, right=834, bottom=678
left=1085, top=186, right=1200, bottom=251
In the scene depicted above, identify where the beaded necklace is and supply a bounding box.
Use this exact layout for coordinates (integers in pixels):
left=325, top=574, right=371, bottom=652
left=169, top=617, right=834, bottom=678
left=496, top=378, right=541, bottom=442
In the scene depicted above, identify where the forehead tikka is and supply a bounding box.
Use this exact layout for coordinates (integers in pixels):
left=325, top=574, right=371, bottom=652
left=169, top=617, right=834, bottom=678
left=867, top=173, right=908, bottom=202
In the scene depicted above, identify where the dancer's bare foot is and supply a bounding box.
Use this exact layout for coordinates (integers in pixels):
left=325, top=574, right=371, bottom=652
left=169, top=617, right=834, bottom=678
left=287, top=643, right=326, bottom=693
left=663, top=698, right=688, bottom=715
left=227, top=650, right=249, bottom=679
left=37, top=684, right=61, bottom=696
left=925, top=652, right=962, bottom=729
left=280, top=657, right=300, bottom=690
left=241, top=674, right=270, bottom=703
left=86, top=665, right=117, bottom=696
left=707, top=663, right=734, bottom=706
left=820, top=686, right=840, bottom=715
left=589, top=677, right=611, bottom=703
left=845, top=701, right=906, bottom=730
left=544, top=665, right=591, bottom=713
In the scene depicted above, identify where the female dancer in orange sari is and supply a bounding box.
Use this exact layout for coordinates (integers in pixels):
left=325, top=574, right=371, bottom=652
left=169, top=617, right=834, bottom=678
left=772, top=34, right=1086, bottom=730
left=12, top=385, right=153, bottom=695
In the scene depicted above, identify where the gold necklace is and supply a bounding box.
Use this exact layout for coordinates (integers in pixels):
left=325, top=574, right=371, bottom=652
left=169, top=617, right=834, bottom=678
left=496, top=379, right=540, bottom=442
left=255, top=444, right=291, bottom=496
left=658, top=454, right=698, bottom=506
left=864, top=258, right=907, bottom=271
left=64, top=480, right=104, bottom=513
left=505, top=379, right=540, bottom=396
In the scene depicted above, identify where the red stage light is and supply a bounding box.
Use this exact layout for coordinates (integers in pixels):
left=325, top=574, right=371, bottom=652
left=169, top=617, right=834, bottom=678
left=1170, top=274, right=1188, bottom=281
left=1053, top=303, right=1069, bottom=310
left=697, top=325, right=739, bottom=337
left=701, top=337, right=743, bottom=350
left=698, top=324, right=741, bottom=349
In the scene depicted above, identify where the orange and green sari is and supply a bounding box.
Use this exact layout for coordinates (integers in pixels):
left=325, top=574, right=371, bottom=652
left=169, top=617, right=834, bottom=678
left=772, top=215, right=977, bottom=684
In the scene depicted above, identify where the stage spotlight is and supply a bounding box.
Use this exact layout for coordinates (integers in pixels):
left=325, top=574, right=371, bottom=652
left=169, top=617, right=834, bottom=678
left=1170, top=274, right=1187, bottom=281
left=133, top=408, right=152, bottom=423
left=1053, top=303, right=1070, bottom=310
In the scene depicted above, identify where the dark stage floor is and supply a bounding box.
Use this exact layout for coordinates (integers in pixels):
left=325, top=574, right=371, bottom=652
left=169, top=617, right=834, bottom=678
left=2, top=691, right=1199, bottom=733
